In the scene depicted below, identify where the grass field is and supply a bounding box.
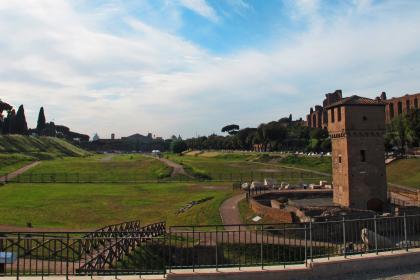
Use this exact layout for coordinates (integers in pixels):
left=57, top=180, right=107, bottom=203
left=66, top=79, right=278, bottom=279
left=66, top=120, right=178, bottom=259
left=19, top=154, right=172, bottom=182
left=387, top=158, right=420, bottom=189
left=167, top=152, right=330, bottom=183
left=0, top=153, right=36, bottom=175
left=0, top=182, right=232, bottom=228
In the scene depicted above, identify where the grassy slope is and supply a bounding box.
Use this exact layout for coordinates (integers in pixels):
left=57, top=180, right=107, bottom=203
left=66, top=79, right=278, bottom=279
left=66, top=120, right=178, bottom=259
left=0, top=135, right=90, bottom=175
left=0, top=153, right=36, bottom=174
left=0, top=182, right=231, bottom=228
left=387, top=158, right=420, bottom=189
left=0, top=135, right=89, bottom=158
left=26, top=154, right=172, bottom=181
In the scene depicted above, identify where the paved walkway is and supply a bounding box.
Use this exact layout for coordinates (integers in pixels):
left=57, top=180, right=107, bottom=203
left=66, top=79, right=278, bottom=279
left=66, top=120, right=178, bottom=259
left=0, top=161, right=40, bottom=183
left=219, top=193, right=246, bottom=229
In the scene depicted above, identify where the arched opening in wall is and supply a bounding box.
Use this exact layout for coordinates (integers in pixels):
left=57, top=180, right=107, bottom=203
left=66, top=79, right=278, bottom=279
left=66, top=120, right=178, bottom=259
left=398, top=102, right=403, bottom=115
left=367, top=198, right=384, bottom=212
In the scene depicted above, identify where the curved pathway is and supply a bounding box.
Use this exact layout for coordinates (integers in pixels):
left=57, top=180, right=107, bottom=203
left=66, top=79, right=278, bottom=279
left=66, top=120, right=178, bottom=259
left=0, top=161, right=40, bottom=183
left=219, top=193, right=246, bottom=230
left=155, top=157, right=194, bottom=178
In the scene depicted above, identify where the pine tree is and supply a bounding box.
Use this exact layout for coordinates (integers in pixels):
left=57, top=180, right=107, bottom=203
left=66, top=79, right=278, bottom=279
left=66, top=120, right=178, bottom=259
left=15, top=105, right=28, bottom=135
left=37, top=107, right=46, bottom=134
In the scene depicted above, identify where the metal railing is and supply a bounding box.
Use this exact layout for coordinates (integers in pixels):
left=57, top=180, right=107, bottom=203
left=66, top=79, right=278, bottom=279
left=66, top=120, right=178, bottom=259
left=0, top=222, right=166, bottom=278
left=1, top=172, right=329, bottom=184
left=167, top=214, right=420, bottom=271
left=1, top=215, right=419, bottom=278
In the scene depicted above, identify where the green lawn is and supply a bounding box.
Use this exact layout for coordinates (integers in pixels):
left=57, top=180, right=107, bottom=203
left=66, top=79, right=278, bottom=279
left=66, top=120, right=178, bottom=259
left=0, top=182, right=232, bottom=228
left=0, top=153, right=36, bottom=175
left=18, top=154, right=172, bottom=182
left=167, top=153, right=330, bottom=183
left=387, top=158, right=420, bottom=189
left=272, top=155, right=332, bottom=174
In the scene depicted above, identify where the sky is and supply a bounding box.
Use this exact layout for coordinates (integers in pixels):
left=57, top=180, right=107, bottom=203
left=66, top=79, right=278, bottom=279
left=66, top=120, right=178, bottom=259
left=1, top=0, right=420, bottom=139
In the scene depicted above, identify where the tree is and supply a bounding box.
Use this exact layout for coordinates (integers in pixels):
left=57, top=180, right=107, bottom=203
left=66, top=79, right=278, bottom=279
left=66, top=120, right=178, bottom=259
left=386, top=116, right=411, bottom=154
left=15, top=105, right=28, bottom=135
left=406, top=109, right=420, bottom=146
left=2, top=109, right=16, bottom=134
left=92, top=133, right=100, bottom=141
left=37, top=107, right=46, bottom=134
left=221, top=124, right=240, bottom=135
left=171, top=139, right=187, bottom=154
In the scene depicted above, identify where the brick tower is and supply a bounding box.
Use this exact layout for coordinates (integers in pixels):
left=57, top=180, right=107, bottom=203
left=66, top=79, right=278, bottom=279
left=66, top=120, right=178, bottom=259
left=326, top=95, right=387, bottom=211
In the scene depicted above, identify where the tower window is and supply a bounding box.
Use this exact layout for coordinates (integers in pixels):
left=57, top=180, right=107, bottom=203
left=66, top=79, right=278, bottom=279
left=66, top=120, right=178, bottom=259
left=338, top=155, right=342, bottom=164
left=362, top=116, right=367, bottom=121
left=330, top=109, right=335, bottom=123
left=406, top=100, right=410, bottom=110
left=415, top=98, right=418, bottom=109
left=360, top=150, right=366, bottom=162
left=337, top=107, right=342, bottom=122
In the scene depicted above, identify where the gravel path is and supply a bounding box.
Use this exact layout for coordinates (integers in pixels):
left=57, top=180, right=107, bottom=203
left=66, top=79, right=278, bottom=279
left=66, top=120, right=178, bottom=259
left=0, top=161, right=40, bottom=183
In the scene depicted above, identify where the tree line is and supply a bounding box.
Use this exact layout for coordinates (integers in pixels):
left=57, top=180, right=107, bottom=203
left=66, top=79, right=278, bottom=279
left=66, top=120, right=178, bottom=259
left=172, top=109, right=420, bottom=154
left=0, top=98, right=89, bottom=141
left=172, top=115, right=331, bottom=153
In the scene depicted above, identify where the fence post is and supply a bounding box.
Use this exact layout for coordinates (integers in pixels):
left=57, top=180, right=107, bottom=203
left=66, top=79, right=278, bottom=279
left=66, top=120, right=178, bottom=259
left=309, top=220, right=313, bottom=262
left=260, top=225, right=264, bottom=270
left=17, top=233, right=20, bottom=280
left=192, top=227, right=195, bottom=272
left=168, top=227, right=172, bottom=274
left=304, top=224, right=307, bottom=267
left=215, top=226, right=218, bottom=272
left=114, top=234, right=118, bottom=279
left=404, top=213, right=408, bottom=252
left=66, top=233, right=69, bottom=280
left=342, top=217, right=346, bottom=258
left=374, top=215, right=378, bottom=255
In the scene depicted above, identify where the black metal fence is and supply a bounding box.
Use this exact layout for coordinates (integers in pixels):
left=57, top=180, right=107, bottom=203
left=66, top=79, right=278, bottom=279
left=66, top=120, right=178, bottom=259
left=1, top=171, right=329, bottom=184
left=1, top=215, right=419, bottom=278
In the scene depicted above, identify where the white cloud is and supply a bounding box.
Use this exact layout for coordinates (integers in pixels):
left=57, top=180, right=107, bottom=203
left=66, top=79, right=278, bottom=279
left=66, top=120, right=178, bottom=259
left=0, top=0, right=420, bottom=138
left=177, top=0, right=219, bottom=22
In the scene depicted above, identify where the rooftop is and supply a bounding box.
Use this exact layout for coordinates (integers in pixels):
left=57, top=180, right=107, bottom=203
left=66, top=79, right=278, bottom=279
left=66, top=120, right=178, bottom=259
left=326, top=95, right=385, bottom=109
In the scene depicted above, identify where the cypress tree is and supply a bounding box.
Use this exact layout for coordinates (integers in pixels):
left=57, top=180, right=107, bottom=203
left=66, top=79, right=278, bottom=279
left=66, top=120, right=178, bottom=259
left=3, top=109, right=16, bottom=134
left=37, top=107, right=46, bottom=134
left=15, top=105, right=28, bottom=135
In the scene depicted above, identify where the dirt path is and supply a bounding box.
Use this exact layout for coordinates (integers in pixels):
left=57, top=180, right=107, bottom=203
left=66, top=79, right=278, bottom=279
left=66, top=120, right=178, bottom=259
left=0, top=161, right=41, bottom=183
left=219, top=193, right=246, bottom=230
left=100, top=154, right=116, bottom=162
left=155, top=157, right=194, bottom=178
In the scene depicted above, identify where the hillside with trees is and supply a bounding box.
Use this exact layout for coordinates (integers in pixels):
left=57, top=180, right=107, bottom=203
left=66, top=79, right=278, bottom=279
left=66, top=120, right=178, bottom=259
left=0, top=99, right=89, bottom=142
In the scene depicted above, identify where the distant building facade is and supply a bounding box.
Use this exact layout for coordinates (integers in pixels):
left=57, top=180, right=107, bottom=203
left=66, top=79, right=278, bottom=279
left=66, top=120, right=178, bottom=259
left=326, top=96, right=387, bottom=211
left=307, top=91, right=420, bottom=129
left=306, top=90, right=343, bottom=129
left=379, top=92, right=420, bottom=123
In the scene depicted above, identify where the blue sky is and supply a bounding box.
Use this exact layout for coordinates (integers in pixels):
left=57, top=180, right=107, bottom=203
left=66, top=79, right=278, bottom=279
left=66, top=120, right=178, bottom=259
left=1, top=0, right=420, bottom=138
